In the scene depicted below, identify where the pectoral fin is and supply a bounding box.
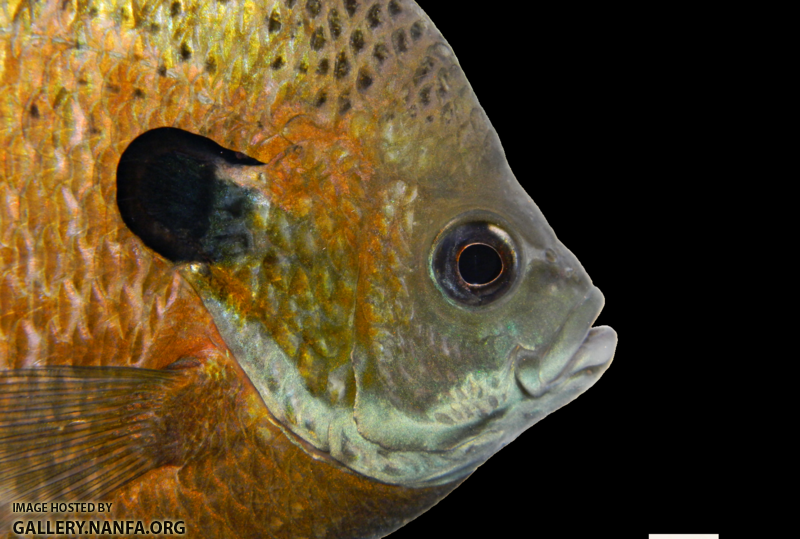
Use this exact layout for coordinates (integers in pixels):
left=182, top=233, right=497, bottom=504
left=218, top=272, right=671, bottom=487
left=0, top=366, right=185, bottom=509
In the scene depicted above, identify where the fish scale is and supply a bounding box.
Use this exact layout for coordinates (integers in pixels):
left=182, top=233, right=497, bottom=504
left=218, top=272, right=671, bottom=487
left=1, top=0, right=616, bottom=536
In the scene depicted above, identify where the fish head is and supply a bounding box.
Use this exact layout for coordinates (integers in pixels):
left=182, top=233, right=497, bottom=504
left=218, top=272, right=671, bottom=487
left=112, top=0, right=616, bottom=488
left=342, top=104, right=618, bottom=486
left=311, top=27, right=619, bottom=484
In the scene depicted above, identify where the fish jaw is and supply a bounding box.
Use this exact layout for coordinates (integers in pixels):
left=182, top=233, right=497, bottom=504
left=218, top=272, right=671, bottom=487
left=515, top=287, right=617, bottom=397
left=344, top=286, right=617, bottom=487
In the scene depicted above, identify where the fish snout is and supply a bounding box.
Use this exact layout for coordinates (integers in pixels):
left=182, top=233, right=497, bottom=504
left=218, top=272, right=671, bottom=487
left=515, top=287, right=616, bottom=397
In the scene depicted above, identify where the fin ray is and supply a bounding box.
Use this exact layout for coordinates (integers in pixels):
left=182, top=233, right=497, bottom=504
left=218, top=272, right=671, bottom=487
left=0, top=366, right=183, bottom=511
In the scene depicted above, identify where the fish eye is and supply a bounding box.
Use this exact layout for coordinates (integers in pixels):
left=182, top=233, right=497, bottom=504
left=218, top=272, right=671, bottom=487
left=458, top=243, right=503, bottom=285
left=431, top=220, right=518, bottom=306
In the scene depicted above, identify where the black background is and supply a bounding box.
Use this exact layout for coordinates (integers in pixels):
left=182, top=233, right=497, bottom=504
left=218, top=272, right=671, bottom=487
left=389, top=2, right=727, bottom=538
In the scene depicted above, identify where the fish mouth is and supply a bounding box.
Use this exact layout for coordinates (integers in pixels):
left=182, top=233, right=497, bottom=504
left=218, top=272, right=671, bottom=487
left=515, top=287, right=617, bottom=397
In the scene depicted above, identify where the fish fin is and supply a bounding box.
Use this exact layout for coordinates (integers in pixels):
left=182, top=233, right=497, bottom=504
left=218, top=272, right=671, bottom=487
left=0, top=366, right=185, bottom=514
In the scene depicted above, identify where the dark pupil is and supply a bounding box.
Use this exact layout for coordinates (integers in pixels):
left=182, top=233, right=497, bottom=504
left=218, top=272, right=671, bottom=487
left=458, top=244, right=503, bottom=286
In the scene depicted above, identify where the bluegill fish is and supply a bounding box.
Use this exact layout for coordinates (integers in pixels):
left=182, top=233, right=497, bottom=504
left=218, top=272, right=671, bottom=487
left=0, top=0, right=617, bottom=537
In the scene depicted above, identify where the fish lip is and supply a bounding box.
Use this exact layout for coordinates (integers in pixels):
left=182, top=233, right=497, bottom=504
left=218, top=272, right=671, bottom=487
left=514, top=287, right=616, bottom=398
left=555, top=325, right=617, bottom=382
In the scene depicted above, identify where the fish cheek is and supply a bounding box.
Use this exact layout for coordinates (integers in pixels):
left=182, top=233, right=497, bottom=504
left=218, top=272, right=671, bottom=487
left=348, top=217, right=524, bottom=453
left=116, top=127, right=264, bottom=264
